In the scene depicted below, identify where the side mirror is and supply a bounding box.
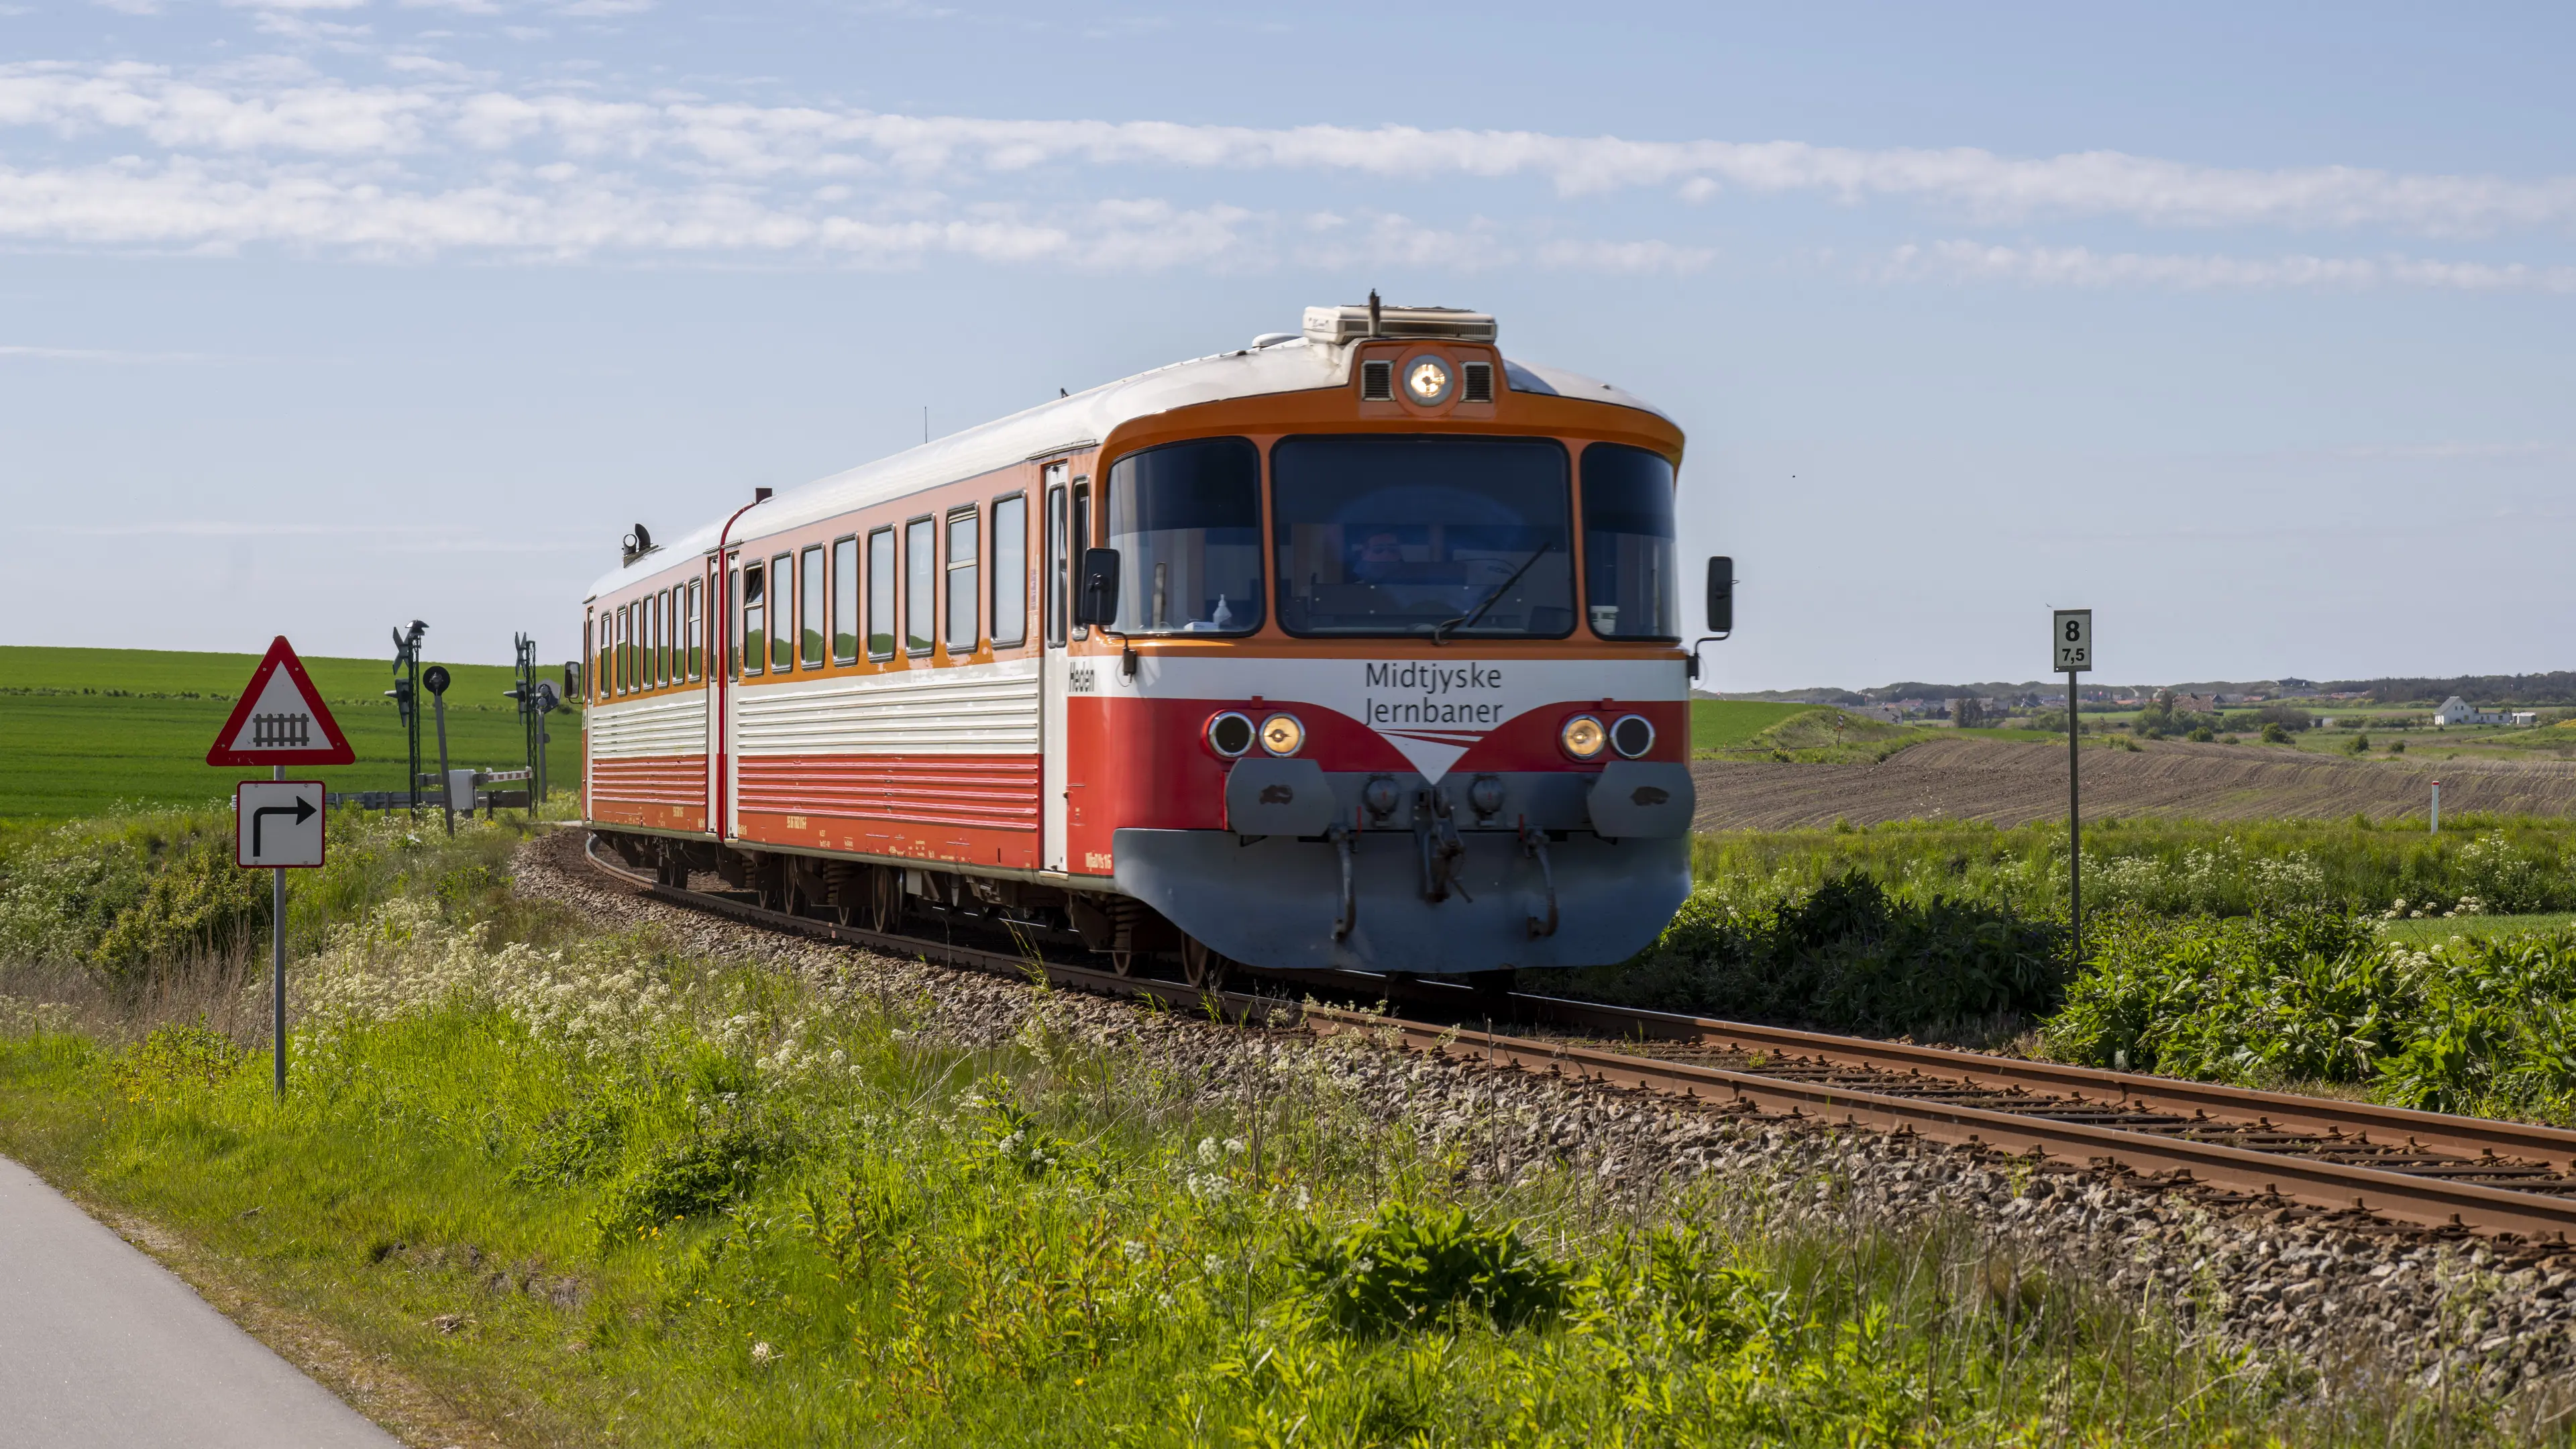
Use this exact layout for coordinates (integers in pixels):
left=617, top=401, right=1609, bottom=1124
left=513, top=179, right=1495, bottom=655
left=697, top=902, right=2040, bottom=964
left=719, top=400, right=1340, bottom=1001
left=1075, top=547, right=1122, bottom=628
left=1705, top=556, right=1735, bottom=635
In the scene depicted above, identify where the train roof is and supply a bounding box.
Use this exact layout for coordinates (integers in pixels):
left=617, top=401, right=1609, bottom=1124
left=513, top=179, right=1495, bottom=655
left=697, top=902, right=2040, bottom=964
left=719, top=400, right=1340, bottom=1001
left=584, top=334, right=1670, bottom=601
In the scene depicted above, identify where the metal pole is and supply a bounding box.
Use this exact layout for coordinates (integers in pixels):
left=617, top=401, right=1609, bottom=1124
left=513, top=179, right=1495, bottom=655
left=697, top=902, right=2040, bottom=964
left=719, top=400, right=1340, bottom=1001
left=2068, top=669, right=2082, bottom=968
left=2431, top=780, right=2441, bottom=835
left=433, top=689, right=454, bottom=837
left=272, top=763, right=286, bottom=1099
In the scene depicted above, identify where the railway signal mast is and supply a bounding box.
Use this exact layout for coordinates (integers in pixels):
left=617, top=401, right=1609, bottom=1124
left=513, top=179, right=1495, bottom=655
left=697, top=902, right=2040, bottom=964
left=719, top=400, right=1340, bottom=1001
left=207, top=637, right=356, bottom=1097
left=2053, top=610, right=2093, bottom=967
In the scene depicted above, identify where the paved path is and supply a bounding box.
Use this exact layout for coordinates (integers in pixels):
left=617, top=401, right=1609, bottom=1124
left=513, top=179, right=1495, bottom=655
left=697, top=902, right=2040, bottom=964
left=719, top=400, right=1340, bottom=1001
left=0, top=1155, right=398, bottom=1449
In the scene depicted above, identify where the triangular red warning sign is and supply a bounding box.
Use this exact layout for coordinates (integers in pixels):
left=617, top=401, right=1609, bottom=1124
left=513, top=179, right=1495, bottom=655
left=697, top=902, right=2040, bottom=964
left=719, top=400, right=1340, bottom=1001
left=206, top=637, right=357, bottom=767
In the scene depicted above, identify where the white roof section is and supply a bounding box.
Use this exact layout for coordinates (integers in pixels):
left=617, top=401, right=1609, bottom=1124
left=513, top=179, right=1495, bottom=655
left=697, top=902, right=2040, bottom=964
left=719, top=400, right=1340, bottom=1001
left=585, top=335, right=1670, bottom=600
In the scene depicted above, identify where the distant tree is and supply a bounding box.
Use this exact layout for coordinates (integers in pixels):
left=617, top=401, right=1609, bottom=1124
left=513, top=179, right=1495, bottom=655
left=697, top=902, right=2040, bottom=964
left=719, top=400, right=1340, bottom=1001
left=2257, top=704, right=2314, bottom=733
left=2390, top=739, right=2406, bottom=755
left=2188, top=727, right=2215, bottom=743
left=2347, top=733, right=2371, bottom=755
left=2262, top=722, right=2291, bottom=745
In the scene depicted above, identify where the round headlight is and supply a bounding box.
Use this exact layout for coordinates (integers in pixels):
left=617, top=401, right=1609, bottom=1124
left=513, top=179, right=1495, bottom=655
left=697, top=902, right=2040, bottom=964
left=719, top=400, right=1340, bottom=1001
left=1403, top=358, right=1452, bottom=404
left=1610, top=714, right=1656, bottom=759
left=1259, top=712, right=1305, bottom=757
left=1206, top=710, right=1255, bottom=758
left=1560, top=714, right=1607, bottom=761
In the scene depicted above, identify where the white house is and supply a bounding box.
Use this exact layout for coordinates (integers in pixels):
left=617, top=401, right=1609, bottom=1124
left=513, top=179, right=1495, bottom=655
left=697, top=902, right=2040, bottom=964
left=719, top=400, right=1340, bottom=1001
left=2433, top=696, right=2519, bottom=727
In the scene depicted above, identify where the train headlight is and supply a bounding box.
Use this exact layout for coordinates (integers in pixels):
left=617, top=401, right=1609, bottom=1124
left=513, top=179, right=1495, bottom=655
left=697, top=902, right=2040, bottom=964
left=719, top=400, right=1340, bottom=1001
left=1403, top=357, right=1452, bottom=404
left=1560, top=714, right=1607, bottom=761
left=1205, top=710, right=1255, bottom=759
left=1610, top=714, right=1656, bottom=759
left=1259, top=712, right=1305, bottom=757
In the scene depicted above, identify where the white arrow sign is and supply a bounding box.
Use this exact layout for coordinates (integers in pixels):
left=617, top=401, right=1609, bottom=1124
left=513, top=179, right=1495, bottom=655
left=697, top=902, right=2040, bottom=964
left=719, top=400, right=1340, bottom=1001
left=235, top=780, right=327, bottom=869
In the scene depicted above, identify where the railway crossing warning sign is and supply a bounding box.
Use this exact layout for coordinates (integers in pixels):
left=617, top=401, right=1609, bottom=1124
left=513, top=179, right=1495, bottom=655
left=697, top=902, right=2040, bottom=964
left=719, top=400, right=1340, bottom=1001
left=235, top=780, right=325, bottom=868
left=206, top=636, right=356, bottom=767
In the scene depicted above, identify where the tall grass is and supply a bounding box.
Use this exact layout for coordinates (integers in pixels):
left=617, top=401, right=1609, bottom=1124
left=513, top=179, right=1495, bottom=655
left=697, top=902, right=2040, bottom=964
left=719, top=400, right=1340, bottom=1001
left=0, top=815, right=2540, bottom=1442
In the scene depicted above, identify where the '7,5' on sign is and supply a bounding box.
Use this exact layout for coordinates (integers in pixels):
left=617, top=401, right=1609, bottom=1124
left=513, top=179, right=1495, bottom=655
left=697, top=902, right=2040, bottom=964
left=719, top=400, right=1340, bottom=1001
left=2053, top=609, right=2093, bottom=673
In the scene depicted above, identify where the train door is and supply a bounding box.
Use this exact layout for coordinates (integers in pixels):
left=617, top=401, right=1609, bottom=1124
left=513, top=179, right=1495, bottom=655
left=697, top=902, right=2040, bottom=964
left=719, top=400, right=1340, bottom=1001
left=1040, top=462, right=1073, bottom=871
left=706, top=553, right=727, bottom=838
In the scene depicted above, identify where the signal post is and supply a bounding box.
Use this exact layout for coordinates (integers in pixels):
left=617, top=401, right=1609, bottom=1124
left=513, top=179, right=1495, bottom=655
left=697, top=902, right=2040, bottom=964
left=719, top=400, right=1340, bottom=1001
left=207, top=637, right=356, bottom=1097
left=2053, top=610, right=2093, bottom=967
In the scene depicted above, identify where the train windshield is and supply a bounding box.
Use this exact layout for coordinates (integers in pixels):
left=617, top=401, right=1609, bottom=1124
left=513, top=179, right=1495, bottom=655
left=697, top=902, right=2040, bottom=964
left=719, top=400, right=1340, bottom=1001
left=1580, top=443, right=1680, bottom=640
left=1106, top=436, right=1266, bottom=636
left=1271, top=435, right=1573, bottom=638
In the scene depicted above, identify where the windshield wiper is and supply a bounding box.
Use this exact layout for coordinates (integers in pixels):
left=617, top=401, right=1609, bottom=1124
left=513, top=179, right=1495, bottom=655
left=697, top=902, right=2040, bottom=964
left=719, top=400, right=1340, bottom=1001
left=1432, top=541, right=1555, bottom=645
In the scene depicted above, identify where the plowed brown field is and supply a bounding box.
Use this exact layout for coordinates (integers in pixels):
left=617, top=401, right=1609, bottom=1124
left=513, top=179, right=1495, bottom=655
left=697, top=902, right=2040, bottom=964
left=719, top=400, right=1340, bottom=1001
left=1690, top=737, right=2576, bottom=831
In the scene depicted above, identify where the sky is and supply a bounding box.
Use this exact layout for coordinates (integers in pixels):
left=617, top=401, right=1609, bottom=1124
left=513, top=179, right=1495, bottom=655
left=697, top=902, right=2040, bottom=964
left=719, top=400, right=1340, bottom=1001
left=3, top=1, right=2571, bottom=689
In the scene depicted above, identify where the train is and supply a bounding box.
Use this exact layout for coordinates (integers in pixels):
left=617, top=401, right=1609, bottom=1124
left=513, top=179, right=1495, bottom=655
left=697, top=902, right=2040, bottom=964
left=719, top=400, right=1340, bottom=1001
left=581, top=299, right=1727, bottom=987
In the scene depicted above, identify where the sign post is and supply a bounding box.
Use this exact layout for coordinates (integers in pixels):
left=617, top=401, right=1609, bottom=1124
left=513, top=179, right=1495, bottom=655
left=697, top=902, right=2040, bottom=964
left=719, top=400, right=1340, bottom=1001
left=207, top=637, right=355, bottom=1097
left=2053, top=610, right=2093, bottom=969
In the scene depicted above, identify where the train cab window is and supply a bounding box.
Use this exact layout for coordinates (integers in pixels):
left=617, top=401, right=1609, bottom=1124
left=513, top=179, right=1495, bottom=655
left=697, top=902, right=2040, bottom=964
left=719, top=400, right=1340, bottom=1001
left=1272, top=434, right=1574, bottom=639
left=769, top=553, right=794, bottom=672
left=1044, top=476, right=1068, bottom=647
left=686, top=578, right=703, bottom=680
left=831, top=537, right=859, bottom=663
left=867, top=528, right=896, bottom=659
left=740, top=561, right=765, bottom=676
left=1106, top=437, right=1263, bottom=635
left=583, top=614, right=594, bottom=700
left=946, top=508, right=979, bottom=653
left=905, top=519, right=934, bottom=656
left=991, top=494, right=1027, bottom=648
left=1581, top=443, right=1680, bottom=641
left=1070, top=481, right=1091, bottom=640
left=800, top=545, right=826, bottom=668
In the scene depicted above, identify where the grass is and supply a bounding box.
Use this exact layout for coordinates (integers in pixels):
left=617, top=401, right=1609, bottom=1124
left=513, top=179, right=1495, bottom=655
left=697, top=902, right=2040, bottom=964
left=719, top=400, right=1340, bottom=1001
left=2378, top=913, right=2576, bottom=947
left=0, top=646, right=580, bottom=820
left=0, top=806, right=2546, bottom=1444
left=1693, top=702, right=1931, bottom=763
left=1688, top=698, right=1817, bottom=749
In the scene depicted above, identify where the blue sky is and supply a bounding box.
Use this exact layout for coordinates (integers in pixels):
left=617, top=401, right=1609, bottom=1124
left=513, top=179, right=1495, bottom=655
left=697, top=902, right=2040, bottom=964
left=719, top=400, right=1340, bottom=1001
left=4, top=1, right=2570, bottom=688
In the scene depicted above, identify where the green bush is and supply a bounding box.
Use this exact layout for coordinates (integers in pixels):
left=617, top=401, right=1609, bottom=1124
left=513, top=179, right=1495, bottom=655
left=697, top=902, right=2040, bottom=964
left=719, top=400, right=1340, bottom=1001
left=1574, top=875, right=2063, bottom=1032
left=594, top=1116, right=786, bottom=1238
left=2261, top=722, right=2290, bottom=745
left=91, top=838, right=270, bottom=979
left=1291, top=1199, right=1572, bottom=1336
left=111, top=1022, right=244, bottom=1106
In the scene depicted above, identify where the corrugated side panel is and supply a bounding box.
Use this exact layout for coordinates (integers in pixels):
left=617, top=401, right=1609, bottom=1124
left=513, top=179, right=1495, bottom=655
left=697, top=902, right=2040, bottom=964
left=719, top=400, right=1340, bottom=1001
left=588, top=692, right=708, bottom=759
left=738, top=755, right=1040, bottom=830
left=736, top=663, right=1039, bottom=755
left=591, top=755, right=708, bottom=808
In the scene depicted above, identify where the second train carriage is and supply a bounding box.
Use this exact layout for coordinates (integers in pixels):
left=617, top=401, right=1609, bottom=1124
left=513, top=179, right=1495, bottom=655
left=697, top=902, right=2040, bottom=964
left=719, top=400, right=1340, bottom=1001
left=582, top=301, right=1724, bottom=983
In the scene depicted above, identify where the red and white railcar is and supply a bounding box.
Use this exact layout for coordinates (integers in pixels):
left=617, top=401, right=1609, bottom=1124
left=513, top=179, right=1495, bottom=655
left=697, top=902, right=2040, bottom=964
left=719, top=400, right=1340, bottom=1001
left=582, top=303, right=1713, bottom=983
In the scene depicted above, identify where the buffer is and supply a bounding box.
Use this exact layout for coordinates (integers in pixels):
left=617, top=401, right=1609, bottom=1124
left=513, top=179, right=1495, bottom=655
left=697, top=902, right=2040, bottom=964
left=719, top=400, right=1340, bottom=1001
left=206, top=636, right=358, bottom=767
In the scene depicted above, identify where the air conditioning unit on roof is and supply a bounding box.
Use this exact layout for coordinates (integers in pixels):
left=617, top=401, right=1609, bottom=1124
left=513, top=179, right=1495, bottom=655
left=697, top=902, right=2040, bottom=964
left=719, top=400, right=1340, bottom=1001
left=1301, top=303, right=1498, bottom=345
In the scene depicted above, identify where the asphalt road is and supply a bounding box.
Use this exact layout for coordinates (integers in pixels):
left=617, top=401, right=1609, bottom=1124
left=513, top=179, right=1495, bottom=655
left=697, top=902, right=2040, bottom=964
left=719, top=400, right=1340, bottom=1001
left=0, top=1155, right=398, bottom=1449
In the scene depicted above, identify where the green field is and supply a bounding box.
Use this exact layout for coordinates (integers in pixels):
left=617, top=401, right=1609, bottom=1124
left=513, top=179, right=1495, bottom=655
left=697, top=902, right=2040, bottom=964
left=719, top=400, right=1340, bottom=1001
left=0, top=647, right=582, bottom=821
left=1688, top=698, right=1818, bottom=749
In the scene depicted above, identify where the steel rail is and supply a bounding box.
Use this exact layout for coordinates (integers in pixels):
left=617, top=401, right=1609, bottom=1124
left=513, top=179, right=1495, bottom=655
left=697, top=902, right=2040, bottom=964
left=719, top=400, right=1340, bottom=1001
left=575, top=833, right=2576, bottom=1244
left=1511, top=994, right=2576, bottom=1173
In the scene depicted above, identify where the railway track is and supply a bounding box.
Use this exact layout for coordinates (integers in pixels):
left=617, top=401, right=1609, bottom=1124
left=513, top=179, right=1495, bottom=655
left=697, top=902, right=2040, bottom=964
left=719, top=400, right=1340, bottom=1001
left=579, top=833, right=2576, bottom=1246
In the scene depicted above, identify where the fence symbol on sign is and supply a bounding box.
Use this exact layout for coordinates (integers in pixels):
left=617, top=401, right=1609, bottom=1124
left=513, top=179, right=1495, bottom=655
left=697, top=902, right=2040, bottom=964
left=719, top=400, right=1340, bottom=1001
left=252, top=713, right=313, bottom=749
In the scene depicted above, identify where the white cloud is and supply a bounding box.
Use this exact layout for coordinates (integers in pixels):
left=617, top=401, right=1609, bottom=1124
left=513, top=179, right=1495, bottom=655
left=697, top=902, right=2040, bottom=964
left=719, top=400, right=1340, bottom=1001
left=1879, top=240, right=2576, bottom=293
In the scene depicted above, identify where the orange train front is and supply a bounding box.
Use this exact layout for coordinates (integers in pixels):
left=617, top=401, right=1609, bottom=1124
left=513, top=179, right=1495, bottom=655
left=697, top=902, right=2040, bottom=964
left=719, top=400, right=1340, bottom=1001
left=581, top=301, right=1717, bottom=983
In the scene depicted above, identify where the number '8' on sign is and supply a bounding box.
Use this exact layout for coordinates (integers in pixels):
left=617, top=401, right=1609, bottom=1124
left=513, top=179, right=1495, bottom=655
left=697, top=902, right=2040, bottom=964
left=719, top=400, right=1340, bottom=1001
left=2053, top=609, right=2093, bottom=672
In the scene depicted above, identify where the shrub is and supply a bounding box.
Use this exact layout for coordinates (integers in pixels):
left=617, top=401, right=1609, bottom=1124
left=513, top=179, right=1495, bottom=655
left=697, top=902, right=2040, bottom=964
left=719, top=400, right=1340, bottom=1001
left=2187, top=727, right=2214, bottom=743
left=594, top=1118, right=785, bottom=1237
left=91, top=839, right=270, bottom=980
left=2261, top=722, right=2290, bottom=745
left=1591, top=875, right=2063, bottom=1032
left=2390, top=739, right=2406, bottom=754
left=1291, top=1199, right=1572, bottom=1336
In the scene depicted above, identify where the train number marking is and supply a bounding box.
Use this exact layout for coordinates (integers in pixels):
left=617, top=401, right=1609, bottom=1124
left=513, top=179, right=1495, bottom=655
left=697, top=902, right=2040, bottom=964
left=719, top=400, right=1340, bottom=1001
left=786, top=814, right=808, bottom=830
left=1067, top=665, right=1097, bottom=694
left=1084, top=851, right=1114, bottom=871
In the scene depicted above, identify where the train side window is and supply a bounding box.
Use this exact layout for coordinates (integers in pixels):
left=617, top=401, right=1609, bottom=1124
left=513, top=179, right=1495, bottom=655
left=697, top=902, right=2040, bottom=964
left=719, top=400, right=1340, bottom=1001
left=800, top=545, right=826, bottom=668
left=619, top=604, right=633, bottom=694
left=946, top=507, right=979, bottom=653
left=770, top=553, right=794, bottom=672
left=831, top=536, right=859, bottom=663
left=1070, top=481, right=1090, bottom=640
left=905, top=518, right=934, bottom=656
left=991, top=494, right=1026, bottom=648
left=599, top=612, right=612, bottom=700
left=867, top=528, right=895, bottom=659
left=686, top=578, right=703, bottom=680
left=741, top=561, right=766, bottom=676
left=655, top=589, right=670, bottom=686
left=1044, top=481, right=1067, bottom=647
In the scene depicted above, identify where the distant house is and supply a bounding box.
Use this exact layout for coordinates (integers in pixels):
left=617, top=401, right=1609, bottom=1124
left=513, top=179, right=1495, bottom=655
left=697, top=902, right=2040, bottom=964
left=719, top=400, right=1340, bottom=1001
left=2174, top=694, right=2220, bottom=713
left=2433, top=696, right=2517, bottom=727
